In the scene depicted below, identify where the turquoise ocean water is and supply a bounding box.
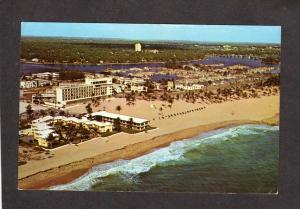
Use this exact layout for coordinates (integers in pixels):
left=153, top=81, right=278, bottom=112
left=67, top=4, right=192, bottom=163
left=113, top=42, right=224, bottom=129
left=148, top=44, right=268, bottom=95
left=51, top=124, right=279, bottom=193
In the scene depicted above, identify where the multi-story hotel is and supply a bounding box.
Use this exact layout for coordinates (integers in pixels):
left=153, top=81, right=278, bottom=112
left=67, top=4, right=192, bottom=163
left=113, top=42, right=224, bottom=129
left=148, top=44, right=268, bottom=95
left=56, top=77, right=113, bottom=105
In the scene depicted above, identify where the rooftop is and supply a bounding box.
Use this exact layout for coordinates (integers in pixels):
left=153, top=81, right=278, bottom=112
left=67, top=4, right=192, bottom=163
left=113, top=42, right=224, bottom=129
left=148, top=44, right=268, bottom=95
left=32, top=116, right=54, bottom=124
left=91, top=111, right=149, bottom=124
left=36, top=129, right=58, bottom=139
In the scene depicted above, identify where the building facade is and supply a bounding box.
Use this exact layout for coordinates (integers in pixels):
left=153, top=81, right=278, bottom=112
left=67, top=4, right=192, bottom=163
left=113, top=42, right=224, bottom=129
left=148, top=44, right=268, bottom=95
left=56, top=77, right=113, bottom=105
left=20, top=80, right=38, bottom=89
left=131, top=85, right=148, bottom=92
left=91, top=111, right=150, bottom=131
left=134, top=43, right=142, bottom=52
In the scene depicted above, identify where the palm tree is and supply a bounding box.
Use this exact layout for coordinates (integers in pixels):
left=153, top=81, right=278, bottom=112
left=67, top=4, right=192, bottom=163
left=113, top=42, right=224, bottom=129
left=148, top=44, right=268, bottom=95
left=128, top=118, right=134, bottom=129
left=114, top=117, right=121, bottom=132
left=116, top=105, right=122, bottom=114
left=40, top=109, right=47, bottom=117
left=26, top=104, right=33, bottom=116
left=35, top=93, right=44, bottom=104
left=49, top=110, right=55, bottom=117
left=47, top=133, right=56, bottom=148
left=59, top=110, right=66, bottom=116
left=85, top=103, right=93, bottom=118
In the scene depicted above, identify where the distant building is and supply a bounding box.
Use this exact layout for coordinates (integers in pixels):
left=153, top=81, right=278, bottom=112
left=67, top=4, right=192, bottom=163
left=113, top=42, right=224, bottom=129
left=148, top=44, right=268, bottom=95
left=54, top=116, right=113, bottom=133
left=135, top=43, right=142, bottom=52
left=123, top=77, right=145, bottom=85
left=20, top=80, right=38, bottom=89
left=32, top=72, right=60, bottom=80
left=153, top=82, right=160, bottom=90
left=35, top=79, right=52, bottom=87
left=149, top=49, right=159, bottom=54
left=131, top=85, right=148, bottom=92
left=175, top=83, right=205, bottom=91
left=167, top=81, right=175, bottom=90
left=222, top=45, right=232, bottom=50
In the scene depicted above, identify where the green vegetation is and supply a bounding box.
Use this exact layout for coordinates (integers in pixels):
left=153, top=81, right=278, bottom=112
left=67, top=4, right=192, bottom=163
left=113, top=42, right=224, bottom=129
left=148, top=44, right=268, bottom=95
left=60, top=70, right=85, bottom=80
left=21, top=37, right=280, bottom=64
left=25, top=104, right=34, bottom=120
left=85, top=103, right=93, bottom=116
left=52, top=121, right=98, bottom=147
left=46, top=133, right=56, bottom=148
left=263, top=74, right=280, bottom=86
left=19, top=118, right=31, bottom=130
left=113, top=117, right=121, bottom=132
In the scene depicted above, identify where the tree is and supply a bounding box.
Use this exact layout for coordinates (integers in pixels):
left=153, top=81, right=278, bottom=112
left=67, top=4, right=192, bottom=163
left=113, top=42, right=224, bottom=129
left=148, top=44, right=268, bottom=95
left=40, top=109, right=47, bottom=117
left=19, top=118, right=30, bottom=130
left=60, top=70, right=84, bottom=81
left=116, top=105, right=122, bottom=114
left=85, top=103, right=93, bottom=117
left=168, top=97, right=174, bottom=107
left=47, top=133, right=55, bottom=148
left=128, top=118, right=134, bottom=129
left=114, top=117, right=121, bottom=132
left=59, top=110, right=66, bottom=116
left=26, top=104, right=34, bottom=119
left=49, top=110, right=55, bottom=117
left=95, top=115, right=103, bottom=122
left=33, top=93, right=43, bottom=104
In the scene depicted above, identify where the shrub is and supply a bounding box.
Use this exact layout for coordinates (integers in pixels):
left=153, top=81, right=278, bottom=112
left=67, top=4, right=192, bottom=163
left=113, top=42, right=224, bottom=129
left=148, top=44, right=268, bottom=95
left=18, top=161, right=27, bottom=166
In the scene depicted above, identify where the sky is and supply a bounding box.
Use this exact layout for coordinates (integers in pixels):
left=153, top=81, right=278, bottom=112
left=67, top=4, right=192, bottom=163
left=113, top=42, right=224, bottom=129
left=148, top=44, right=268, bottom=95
left=21, top=22, right=281, bottom=44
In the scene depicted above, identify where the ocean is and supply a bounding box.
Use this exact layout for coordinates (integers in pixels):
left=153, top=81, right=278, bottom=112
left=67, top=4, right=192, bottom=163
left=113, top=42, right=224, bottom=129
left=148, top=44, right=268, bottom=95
left=51, top=124, right=279, bottom=193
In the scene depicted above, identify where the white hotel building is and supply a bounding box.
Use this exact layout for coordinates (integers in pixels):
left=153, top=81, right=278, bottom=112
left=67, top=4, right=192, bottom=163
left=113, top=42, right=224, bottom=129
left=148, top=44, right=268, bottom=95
left=91, top=111, right=150, bottom=131
left=56, top=77, right=113, bottom=105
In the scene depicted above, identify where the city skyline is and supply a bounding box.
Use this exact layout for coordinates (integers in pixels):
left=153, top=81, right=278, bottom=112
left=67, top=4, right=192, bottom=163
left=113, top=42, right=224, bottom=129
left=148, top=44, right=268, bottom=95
left=21, top=22, right=281, bottom=44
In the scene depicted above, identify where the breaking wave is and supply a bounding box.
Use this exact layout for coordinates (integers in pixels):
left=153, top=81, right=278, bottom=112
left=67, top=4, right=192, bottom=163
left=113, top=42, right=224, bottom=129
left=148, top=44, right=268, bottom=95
left=50, top=124, right=279, bottom=191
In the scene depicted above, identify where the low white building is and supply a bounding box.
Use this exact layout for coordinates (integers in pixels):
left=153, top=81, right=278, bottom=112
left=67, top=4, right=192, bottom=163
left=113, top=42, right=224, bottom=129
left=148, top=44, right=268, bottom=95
left=54, top=116, right=113, bottom=133
left=31, top=116, right=58, bottom=147
left=30, top=115, right=114, bottom=147
left=123, top=77, right=145, bottom=85
left=20, top=80, right=38, bottom=89
left=91, top=111, right=150, bottom=131
left=175, top=83, right=205, bottom=91
left=131, top=85, right=148, bottom=92
left=32, top=72, right=60, bottom=79
left=36, top=79, right=52, bottom=87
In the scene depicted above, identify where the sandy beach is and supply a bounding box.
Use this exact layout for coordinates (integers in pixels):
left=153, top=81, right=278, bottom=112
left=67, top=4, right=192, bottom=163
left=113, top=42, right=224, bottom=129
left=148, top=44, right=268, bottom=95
left=18, top=94, right=279, bottom=189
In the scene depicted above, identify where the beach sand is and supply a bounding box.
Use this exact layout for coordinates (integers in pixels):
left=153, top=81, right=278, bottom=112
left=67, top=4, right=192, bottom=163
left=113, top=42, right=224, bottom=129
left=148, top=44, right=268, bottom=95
left=18, top=95, right=279, bottom=189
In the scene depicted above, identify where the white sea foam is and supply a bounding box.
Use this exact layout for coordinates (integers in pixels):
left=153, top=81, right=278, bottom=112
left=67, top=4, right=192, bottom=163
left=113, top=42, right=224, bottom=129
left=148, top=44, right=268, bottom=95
left=50, top=124, right=278, bottom=191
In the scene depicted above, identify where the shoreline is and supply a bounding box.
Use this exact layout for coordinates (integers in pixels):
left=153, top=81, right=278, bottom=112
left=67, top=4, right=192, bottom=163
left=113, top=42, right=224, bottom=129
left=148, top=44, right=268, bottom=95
left=18, top=116, right=278, bottom=190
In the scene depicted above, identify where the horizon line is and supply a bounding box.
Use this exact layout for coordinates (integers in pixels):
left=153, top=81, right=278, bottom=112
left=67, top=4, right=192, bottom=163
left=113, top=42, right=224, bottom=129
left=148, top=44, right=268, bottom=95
left=21, top=35, right=281, bottom=45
